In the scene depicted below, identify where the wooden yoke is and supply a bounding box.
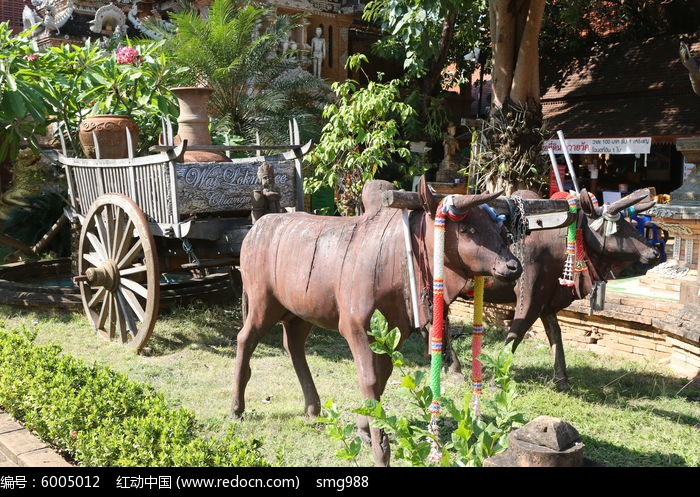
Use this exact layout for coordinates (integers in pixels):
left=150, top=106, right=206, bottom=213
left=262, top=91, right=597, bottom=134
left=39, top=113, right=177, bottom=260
left=381, top=190, right=574, bottom=231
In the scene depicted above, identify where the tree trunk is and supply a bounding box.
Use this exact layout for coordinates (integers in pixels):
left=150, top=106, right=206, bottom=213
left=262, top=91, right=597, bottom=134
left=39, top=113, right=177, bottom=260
left=490, top=0, right=544, bottom=108
left=478, top=0, right=547, bottom=195
left=422, top=11, right=458, bottom=96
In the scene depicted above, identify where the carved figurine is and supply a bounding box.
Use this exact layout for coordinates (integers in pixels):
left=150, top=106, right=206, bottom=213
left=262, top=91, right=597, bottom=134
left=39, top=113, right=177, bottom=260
left=436, top=122, right=462, bottom=182
left=310, top=26, right=326, bottom=78
left=251, top=162, right=284, bottom=223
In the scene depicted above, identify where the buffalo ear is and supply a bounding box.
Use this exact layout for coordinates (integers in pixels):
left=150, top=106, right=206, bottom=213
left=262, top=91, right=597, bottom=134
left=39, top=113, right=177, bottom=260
left=417, top=176, right=439, bottom=218
left=579, top=188, right=602, bottom=217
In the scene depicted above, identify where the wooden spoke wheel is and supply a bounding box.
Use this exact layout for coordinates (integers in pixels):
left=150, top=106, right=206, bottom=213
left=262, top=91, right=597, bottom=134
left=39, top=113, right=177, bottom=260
left=76, top=194, right=159, bottom=351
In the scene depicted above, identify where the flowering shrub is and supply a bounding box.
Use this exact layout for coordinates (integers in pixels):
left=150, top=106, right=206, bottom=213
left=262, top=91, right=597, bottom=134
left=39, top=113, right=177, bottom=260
left=34, top=38, right=189, bottom=156
left=86, top=43, right=158, bottom=117
left=115, top=46, right=139, bottom=65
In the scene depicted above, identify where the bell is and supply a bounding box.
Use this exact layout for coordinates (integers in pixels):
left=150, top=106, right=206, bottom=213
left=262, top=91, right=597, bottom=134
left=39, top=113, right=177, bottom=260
left=589, top=281, right=606, bottom=314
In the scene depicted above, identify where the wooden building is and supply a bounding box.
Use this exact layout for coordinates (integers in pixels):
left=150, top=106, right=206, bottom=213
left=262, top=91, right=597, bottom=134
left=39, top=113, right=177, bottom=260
left=541, top=30, right=700, bottom=199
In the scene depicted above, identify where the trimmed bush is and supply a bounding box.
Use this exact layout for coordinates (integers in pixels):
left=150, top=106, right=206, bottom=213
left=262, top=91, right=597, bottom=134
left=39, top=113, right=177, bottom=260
left=0, top=325, right=268, bottom=467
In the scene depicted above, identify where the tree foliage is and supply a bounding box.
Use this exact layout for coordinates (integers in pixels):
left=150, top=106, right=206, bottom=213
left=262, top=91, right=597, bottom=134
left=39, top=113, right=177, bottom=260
left=0, top=22, right=52, bottom=163
left=305, top=55, right=417, bottom=216
left=33, top=38, right=187, bottom=157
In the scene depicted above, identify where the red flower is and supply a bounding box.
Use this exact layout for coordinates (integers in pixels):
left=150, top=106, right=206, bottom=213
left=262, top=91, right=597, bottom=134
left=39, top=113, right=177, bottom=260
left=115, top=46, right=140, bottom=65
left=23, top=53, right=39, bottom=62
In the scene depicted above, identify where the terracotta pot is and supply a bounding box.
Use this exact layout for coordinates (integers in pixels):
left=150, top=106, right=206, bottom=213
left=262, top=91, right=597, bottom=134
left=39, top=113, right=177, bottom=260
left=78, top=115, right=139, bottom=159
left=170, top=86, right=230, bottom=162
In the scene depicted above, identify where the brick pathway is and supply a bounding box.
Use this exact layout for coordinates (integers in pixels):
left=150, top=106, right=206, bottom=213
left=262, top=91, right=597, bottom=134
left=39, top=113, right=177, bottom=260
left=0, top=411, right=73, bottom=467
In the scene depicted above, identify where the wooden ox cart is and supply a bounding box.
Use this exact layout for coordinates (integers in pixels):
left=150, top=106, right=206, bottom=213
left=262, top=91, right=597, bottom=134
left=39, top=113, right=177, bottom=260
left=56, top=122, right=310, bottom=352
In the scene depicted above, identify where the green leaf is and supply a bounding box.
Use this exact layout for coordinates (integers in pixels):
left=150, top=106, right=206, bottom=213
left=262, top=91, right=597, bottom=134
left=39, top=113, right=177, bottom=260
left=387, top=327, right=401, bottom=351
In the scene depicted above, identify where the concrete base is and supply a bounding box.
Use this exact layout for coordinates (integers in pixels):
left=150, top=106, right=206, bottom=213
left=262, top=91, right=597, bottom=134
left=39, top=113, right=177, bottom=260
left=680, top=278, right=700, bottom=305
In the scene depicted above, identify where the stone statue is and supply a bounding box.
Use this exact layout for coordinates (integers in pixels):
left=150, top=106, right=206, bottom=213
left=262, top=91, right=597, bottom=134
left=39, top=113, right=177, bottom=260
left=251, top=162, right=284, bottom=223
left=22, top=4, right=42, bottom=32
left=280, top=33, right=290, bottom=54
left=289, top=40, right=298, bottom=62
left=680, top=41, right=700, bottom=96
left=0, top=148, right=52, bottom=221
left=89, top=3, right=127, bottom=35
left=310, top=26, right=326, bottom=78
left=436, top=122, right=462, bottom=182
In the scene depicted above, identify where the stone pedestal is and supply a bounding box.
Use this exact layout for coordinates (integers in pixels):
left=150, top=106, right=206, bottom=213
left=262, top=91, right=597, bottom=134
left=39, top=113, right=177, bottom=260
left=483, top=416, right=585, bottom=467
left=648, top=137, right=700, bottom=305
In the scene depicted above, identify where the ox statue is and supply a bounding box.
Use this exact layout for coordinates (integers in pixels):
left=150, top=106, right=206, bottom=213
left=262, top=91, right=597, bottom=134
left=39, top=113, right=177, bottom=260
left=456, top=188, right=661, bottom=392
left=231, top=177, right=523, bottom=467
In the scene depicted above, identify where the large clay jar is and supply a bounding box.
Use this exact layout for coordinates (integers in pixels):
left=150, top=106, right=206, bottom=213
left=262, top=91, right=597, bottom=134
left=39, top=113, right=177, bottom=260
left=78, top=115, right=139, bottom=159
left=170, top=86, right=230, bottom=162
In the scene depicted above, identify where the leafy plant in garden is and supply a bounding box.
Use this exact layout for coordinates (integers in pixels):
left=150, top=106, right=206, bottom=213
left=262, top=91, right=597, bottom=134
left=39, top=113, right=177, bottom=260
left=318, top=310, right=524, bottom=466
left=305, top=54, right=420, bottom=216
left=0, top=324, right=268, bottom=467
left=0, top=22, right=53, bottom=162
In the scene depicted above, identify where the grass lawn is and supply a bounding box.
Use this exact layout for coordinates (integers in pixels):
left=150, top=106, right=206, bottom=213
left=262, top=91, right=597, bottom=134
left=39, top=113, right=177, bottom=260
left=0, top=301, right=697, bottom=467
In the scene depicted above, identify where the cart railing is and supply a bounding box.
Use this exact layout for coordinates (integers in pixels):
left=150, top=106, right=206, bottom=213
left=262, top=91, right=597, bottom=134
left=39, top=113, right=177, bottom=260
left=58, top=142, right=186, bottom=229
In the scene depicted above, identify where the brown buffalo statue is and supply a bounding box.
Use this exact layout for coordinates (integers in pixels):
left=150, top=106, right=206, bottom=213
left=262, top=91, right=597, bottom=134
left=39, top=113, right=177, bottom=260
left=455, top=188, right=661, bottom=391
left=231, top=177, right=522, bottom=467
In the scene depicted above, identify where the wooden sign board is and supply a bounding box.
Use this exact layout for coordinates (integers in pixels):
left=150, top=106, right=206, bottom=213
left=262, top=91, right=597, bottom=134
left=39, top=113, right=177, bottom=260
left=174, top=155, right=298, bottom=215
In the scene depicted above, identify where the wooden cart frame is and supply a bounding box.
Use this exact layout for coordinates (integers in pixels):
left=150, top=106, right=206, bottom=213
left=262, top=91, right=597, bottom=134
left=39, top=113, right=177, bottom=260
left=57, top=121, right=310, bottom=351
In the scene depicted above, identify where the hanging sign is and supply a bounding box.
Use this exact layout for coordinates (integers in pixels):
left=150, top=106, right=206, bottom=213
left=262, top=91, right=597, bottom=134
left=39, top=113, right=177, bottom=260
left=542, top=137, right=652, bottom=155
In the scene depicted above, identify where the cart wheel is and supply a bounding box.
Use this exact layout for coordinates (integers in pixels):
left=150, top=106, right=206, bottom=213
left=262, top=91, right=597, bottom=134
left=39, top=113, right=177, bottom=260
left=76, top=194, right=159, bottom=351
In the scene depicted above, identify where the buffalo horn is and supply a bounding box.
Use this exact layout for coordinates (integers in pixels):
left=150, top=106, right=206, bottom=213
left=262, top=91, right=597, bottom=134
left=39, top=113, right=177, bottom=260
left=607, top=188, right=651, bottom=216
left=633, top=199, right=656, bottom=213
left=452, top=190, right=505, bottom=213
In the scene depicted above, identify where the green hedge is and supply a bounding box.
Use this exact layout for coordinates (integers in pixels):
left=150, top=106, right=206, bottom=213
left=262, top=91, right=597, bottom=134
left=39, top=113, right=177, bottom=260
left=0, top=325, right=269, bottom=467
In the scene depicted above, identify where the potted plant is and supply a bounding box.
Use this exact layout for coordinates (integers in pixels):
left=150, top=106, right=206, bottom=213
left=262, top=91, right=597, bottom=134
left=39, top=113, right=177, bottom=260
left=77, top=40, right=189, bottom=158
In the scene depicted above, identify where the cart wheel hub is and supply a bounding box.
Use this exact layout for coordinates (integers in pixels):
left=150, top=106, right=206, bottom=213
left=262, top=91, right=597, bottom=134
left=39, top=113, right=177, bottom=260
left=85, top=260, right=119, bottom=291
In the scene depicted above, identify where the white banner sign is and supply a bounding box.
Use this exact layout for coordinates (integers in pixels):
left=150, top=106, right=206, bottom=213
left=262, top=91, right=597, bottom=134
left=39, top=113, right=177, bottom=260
left=542, top=137, right=652, bottom=155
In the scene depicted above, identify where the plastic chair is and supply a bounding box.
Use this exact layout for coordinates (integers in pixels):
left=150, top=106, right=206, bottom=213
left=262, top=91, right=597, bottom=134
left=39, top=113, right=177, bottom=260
left=630, top=213, right=666, bottom=263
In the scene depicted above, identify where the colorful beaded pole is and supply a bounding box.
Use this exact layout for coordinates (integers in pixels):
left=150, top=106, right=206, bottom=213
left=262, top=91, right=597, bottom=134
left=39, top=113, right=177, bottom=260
left=427, top=196, right=468, bottom=465
left=470, top=275, right=485, bottom=417
left=559, top=193, right=578, bottom=286
left=427, top=197, right=447, bottom=464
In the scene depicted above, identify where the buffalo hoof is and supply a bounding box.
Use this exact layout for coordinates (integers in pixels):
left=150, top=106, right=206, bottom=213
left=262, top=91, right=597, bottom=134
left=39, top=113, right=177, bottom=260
left=231, top=403, right=245, bottom=419
left=357, top=428, right=371, bottom=445
left=305, top=404, right=321, bottom=418
left=371, top=429, right=391, bottom=467
left=555, top=379, right=572, bottom=393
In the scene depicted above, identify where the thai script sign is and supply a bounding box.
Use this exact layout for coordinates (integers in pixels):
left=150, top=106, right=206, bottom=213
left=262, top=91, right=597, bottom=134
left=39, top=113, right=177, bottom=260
left=542, top=137, right=652, bottom=155
left=175, top=159, right=297, bottom=214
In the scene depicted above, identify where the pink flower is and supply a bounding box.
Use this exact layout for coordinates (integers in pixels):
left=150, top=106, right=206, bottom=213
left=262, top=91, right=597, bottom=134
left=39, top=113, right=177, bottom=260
left=115, top=46, right=140, bottom=65
left=23, top=53, right=39, bottom=62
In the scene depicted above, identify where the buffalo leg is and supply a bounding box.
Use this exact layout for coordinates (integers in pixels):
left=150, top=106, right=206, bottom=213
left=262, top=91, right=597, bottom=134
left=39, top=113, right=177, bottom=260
left=231, top=303, right=284, bottom=418
left=541, top=312, right=571, bottom=392
left=282, top=318, right=321, bottom=417
left=505, top=303, right=542, bottom=351
left=344, top=325, right=393, bottom=467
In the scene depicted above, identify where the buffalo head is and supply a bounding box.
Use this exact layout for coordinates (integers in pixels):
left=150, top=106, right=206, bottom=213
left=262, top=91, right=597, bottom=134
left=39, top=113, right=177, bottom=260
left=418, top=178, right=523, bottom=282
left=579, top=188, right=661, bottom=267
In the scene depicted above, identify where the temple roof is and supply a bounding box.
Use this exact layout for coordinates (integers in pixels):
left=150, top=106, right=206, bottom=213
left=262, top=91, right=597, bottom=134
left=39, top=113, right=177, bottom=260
left=541, top=31, right=700, bottom=144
